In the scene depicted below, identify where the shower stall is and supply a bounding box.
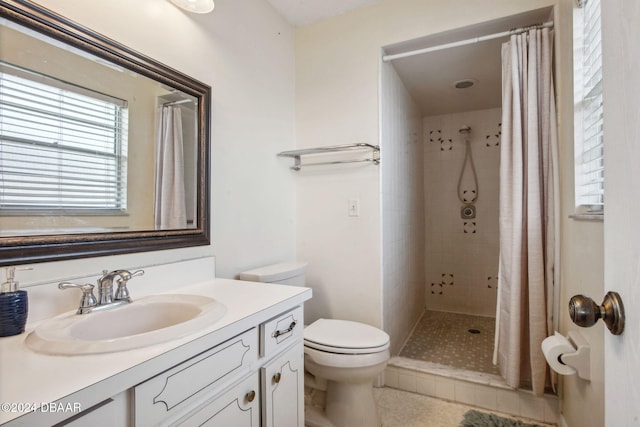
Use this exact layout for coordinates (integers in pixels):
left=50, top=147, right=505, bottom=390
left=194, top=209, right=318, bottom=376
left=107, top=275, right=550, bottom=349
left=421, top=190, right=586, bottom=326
left=380, top=6, right=558, bottom=397
left=381, top=38, right=506, bottom=379
left=402, top=111, right=502, bottom=376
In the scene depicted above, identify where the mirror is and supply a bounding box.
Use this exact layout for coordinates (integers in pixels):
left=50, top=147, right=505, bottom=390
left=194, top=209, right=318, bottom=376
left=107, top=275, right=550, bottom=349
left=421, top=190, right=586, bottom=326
left=0, top=0, right=210, bottom=265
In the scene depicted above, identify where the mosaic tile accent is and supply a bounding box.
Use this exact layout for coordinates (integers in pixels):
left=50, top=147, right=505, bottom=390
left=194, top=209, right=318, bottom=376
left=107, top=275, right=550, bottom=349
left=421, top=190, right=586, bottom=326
left=487, top=276, right=498, bottom=289
left=440, top=138, right=453, bottom=151
left=461, top=189, right=477, bottom=203
left=463, top=221, right=477, bottom=234
left=429, top=129, right=443, bottom=144
left=399, top=311, right=500, bottom=376
left=430, top=282, right=444, bottom=295
left=441, top=273, right=454, bottom=286
left=485, top=122, right=502, bottom=147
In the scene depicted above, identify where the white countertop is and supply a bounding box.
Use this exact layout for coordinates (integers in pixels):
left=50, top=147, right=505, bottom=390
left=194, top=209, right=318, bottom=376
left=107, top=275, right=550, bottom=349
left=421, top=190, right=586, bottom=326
left=0, top=278, right=311, bottom=426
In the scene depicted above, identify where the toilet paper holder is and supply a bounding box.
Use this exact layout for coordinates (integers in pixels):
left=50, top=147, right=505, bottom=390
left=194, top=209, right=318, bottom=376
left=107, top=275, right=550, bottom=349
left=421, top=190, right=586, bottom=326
left=561, top=331, right=591, bottom=381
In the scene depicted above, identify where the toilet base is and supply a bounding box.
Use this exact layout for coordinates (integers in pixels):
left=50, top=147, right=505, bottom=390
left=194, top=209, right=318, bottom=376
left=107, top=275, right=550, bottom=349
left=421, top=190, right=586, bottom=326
left=324, top=380, right=380, bottom=427
left=304, top=350, right=388, bottom=427
left=304, top=405, right=335, bottom=427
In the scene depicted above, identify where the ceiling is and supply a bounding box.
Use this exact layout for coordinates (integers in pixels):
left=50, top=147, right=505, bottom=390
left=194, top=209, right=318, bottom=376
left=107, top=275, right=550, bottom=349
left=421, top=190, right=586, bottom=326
left=385, top=7, right=553, bottom=116
left=265, top=1, right=553, bottom=117
left=265, top=0, right=381, bottom=27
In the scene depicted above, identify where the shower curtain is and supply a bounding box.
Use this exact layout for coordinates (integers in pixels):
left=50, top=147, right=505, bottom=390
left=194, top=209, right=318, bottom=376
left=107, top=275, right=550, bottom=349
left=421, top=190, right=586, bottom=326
left=493, top=28, right=559, bottom=396
left=154, top=105, right=187, bottom=230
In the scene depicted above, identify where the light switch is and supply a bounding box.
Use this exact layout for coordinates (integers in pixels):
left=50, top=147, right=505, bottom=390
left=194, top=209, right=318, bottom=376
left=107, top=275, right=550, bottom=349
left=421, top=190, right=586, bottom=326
left=348, top=198, right=360, bottom=217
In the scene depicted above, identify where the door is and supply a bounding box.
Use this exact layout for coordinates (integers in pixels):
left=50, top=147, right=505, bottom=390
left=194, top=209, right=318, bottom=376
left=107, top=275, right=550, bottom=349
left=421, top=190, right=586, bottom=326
left=602, top=2, right=640, bottom=425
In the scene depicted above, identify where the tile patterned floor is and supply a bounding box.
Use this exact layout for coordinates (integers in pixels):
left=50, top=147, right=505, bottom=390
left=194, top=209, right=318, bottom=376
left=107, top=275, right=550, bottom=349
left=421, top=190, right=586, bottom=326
left=399, top=310, right=500, bottom=376
left=374, top=387, right=555, bottom=427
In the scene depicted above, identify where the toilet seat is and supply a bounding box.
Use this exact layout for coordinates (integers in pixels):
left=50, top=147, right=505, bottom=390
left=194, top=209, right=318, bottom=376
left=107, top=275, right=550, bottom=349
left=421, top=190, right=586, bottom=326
left=304, top=318, right=390, bottom=354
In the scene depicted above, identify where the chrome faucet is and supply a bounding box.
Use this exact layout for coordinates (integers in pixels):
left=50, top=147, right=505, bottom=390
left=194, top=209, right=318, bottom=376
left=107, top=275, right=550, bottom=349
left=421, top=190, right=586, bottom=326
left=97, top=269, right=144, bottom=304
left=59, top=269, right=144, bottom=315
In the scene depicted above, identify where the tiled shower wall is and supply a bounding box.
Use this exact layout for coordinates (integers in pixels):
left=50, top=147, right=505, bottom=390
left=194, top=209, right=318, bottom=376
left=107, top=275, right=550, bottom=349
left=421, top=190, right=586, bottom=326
left=381, top=61, right=425, bottom=355
left=424, top=108, right=501, bottom=317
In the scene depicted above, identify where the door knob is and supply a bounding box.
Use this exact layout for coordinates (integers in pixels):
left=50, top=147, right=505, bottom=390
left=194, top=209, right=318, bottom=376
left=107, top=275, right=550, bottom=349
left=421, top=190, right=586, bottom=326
left=569, top=291, right=625, bottom=335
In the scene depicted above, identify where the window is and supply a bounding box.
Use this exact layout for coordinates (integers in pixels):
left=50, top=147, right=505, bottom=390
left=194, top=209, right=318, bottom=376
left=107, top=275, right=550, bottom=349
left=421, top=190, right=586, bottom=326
left=0, top=63, right=128, bottom=214
left=574, top=0, right=603, bottom=212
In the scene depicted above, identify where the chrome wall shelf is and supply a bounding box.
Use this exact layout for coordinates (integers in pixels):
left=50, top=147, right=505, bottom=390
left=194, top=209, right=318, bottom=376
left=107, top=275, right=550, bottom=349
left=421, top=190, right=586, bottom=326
left=277, top=143, right=380, bottom=171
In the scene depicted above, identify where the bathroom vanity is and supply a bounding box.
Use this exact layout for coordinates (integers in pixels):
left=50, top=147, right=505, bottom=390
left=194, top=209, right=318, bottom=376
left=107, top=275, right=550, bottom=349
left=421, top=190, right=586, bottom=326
left=0, top=261, right=311, bottom=427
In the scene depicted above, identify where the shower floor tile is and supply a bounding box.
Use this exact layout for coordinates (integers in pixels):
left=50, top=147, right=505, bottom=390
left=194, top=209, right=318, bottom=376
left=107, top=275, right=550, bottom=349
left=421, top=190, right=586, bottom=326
left=399, top=310, right=500, bottom=375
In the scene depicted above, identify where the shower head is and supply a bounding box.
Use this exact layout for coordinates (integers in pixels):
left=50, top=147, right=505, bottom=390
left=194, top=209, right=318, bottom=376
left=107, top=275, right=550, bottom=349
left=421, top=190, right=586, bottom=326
left=459, top=126, right=471, bottom=135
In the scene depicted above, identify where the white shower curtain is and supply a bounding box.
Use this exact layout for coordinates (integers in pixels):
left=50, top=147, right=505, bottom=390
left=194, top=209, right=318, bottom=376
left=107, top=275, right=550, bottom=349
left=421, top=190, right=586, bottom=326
left=493, top=28, right=559, bottom=396
left=154, top=105, right=187, bottom=230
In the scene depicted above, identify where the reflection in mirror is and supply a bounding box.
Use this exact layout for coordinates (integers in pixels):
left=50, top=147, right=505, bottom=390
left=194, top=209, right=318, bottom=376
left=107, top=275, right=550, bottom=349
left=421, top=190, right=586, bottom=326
left=0, top=0, right=210, bottom=265
left=1, top=19, right=198, bottom=234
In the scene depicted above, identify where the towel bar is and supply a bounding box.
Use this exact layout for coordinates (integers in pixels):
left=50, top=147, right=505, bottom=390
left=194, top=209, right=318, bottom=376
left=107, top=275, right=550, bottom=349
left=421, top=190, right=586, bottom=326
left=277, top=143, right=380, bottom=171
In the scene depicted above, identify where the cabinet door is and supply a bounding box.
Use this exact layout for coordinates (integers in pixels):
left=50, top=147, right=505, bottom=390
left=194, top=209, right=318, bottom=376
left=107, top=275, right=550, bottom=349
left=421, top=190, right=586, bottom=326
left=261, top=342, right=304, bottom=427
left=174, top=372, right=260, bottom=427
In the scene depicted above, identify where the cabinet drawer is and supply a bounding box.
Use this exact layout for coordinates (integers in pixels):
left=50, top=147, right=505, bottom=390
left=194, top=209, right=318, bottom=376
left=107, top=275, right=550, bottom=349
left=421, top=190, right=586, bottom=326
left=134, top=328, right=258, bottom=426
left=261, top=306, right=303, bottom=359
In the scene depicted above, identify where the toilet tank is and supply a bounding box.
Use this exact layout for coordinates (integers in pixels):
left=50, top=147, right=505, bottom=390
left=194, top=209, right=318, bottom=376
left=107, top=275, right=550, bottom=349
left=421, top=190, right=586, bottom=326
left=239, top=261, right=308, bottom=286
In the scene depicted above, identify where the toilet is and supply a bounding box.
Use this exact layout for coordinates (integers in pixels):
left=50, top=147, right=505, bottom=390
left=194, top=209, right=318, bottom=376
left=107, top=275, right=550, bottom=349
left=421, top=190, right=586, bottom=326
left=239, top=262, right=390, bottom=427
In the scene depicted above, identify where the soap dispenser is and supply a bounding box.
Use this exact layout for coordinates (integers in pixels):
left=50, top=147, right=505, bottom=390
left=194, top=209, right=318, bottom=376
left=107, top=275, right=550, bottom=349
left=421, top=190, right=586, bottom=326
left=0, top=267, right=29, bottom=337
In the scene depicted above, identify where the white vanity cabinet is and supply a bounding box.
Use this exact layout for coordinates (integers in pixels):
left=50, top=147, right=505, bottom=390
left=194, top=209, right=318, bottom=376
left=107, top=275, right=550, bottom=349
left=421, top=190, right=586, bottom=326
left=0, top=276, right=311, bottom=427
left=133, top=305, right=305, bottom=427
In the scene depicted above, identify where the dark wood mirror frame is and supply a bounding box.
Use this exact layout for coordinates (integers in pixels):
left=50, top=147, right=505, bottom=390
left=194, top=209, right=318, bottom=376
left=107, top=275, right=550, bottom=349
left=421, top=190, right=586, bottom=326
left=0, top=0, right=211, bottom=266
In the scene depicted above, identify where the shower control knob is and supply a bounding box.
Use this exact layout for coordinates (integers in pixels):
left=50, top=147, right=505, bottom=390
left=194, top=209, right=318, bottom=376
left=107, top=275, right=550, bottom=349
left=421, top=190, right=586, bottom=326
left=569, top=292, right=625, bottom=335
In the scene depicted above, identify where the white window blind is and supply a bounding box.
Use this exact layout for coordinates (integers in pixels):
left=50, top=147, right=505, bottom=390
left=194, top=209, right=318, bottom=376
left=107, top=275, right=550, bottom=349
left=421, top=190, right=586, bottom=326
left=574, top=0, right=603, bottom=210
left=0, top=64, right=128, bottom=213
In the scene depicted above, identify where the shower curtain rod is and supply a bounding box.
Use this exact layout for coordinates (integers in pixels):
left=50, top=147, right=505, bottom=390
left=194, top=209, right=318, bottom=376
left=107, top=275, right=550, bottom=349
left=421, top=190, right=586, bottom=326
left=382, top=21, right=554, bottom=62
left=162, top=98, right=194, bottom=106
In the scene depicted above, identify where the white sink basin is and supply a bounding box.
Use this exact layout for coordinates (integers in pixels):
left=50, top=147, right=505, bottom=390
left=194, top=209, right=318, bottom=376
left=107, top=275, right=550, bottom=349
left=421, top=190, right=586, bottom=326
left=26, top=294, right=226, bottom=355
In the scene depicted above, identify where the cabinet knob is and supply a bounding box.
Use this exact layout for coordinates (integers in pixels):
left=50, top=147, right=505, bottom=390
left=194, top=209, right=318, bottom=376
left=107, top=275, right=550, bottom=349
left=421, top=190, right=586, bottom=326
left=245, top=390, right=256, bottom=403
left=273, top=372, right=281, bottom=384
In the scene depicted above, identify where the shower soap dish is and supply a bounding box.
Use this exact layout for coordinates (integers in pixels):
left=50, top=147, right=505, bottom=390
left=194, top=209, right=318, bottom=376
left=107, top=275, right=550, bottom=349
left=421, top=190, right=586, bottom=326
left=0, top=267, right=30, bottom=337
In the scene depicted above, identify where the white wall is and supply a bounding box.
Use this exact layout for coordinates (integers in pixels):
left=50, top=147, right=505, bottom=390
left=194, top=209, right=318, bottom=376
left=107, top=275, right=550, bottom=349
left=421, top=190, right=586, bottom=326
left=13, top=0, right=296, bottom=288
left=555, top=1, right=604, bottom=426
left=380, top=61, right=424, bottom=354
left=423, top=108, right=501, bottom=317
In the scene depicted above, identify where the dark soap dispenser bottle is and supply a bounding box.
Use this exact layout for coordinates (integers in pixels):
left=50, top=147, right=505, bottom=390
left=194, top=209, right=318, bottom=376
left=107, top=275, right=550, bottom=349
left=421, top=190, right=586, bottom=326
left=0, top=267, right=29, bottom=337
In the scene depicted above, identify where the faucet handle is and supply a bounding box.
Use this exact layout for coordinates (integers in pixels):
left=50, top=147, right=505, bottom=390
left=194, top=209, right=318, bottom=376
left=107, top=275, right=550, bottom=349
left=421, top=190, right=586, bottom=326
left=59, top=282, right=97, bottom=315
left=114, top=269, right=144, bottom=302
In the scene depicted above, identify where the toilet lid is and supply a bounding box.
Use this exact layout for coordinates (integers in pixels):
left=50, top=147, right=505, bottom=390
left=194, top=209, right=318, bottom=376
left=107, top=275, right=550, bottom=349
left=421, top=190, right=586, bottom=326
left=304, top=319, right=390, bottom=354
